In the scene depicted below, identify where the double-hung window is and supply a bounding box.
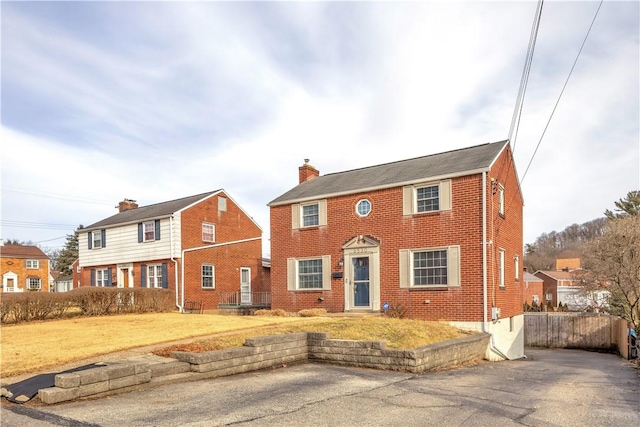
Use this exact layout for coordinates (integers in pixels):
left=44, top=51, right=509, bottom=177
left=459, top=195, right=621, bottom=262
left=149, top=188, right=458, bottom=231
left=291, top=200, right=327, bottom=229
left=302, top=204, right=319, bottom=227
left=202, top=223, right=215, bottom=243
left=96, top=269, right=109, bottom=287
left=26, top=260, right=39, bottom=269
left=147, top=265, right=163, bottom=288
left=413, top=249, right=448, bottom=285
left=298, top=259, right=323, bottom=289
left=416, top=185, right=439, bottom=212
left=499, top=249, right=505, bottom=288
left=138, top=220, right=160, bottom=243
left=286, top=256, right=331, bottom=290
left=202, top=265, right=215, bottom=289
left=403, top=180, right=451, bottom=215
left=399, top=246, right=460, bottom=288
left=27, top=278, right=41, bottom=291
left=88, top=229, right=106, bottom=249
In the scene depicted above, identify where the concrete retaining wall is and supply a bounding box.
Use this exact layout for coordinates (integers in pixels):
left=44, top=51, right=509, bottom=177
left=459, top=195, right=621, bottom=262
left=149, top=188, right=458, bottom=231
left=38, top=332, right=489, bottom=404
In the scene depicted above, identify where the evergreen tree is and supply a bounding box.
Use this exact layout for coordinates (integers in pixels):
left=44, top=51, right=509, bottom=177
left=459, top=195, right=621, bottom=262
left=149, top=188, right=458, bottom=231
left=605, top=190, right=640, bottom=219
left=57, top=225, right=83, bottom=276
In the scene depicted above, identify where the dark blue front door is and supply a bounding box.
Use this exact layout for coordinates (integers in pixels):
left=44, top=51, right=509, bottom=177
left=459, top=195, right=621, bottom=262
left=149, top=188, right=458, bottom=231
left=352, top=257, right=370, bottom=307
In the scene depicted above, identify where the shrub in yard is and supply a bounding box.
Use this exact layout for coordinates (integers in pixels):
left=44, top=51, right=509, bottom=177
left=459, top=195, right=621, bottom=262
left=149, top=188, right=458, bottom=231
left=0, top=292, right=74, bottom=323
left=297, top=308, right=327, bottom=317
left=254, top=309, right=288, bottom=317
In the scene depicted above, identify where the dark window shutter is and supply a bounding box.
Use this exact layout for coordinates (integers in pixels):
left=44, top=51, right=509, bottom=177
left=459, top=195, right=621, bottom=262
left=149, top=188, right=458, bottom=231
left=138, top=224, right=143, bottom=243
left=101, top=229, right=106, bottom=248
left=90, top=269, right=95, bottom=286
left=161, top=263, right=168, bottom=289
left=155, top=220, right=161, bottom=240
left=107, top=267, right=112, bottom=286
left=141, top=264, right=147, bottom=287
left=88, top=232, right=93, bottom=249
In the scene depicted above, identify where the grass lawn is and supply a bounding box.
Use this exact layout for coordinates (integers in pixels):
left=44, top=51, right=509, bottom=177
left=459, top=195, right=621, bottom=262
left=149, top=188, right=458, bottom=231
left=1, top=313, right=467, bottom=378
left=0, top=312, right=312, bottom=378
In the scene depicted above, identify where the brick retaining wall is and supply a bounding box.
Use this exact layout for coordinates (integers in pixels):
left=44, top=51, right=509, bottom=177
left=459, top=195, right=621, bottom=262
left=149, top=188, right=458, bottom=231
left=38, top=332, right=489, bottom=404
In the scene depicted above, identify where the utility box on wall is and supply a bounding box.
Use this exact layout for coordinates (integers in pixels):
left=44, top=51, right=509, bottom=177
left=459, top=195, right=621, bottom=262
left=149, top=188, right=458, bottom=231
left=492, top=306, right=501, bottom=321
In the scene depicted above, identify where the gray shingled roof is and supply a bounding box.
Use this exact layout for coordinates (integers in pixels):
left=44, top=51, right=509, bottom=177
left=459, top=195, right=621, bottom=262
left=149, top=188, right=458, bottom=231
left=269, top=140, right=508, bottom=205
left=86, top=190, right=221, bottom=230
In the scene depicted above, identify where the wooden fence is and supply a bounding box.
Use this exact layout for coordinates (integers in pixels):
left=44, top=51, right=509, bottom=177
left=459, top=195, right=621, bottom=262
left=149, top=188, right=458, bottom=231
left=524, top=313, right=632, bottom=358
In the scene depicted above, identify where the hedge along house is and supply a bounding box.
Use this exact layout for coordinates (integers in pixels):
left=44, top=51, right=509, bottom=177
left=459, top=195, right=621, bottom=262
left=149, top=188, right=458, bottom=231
left=76, top=190, right=268, bottom=311
left=268, top=140, right=524, bottom=360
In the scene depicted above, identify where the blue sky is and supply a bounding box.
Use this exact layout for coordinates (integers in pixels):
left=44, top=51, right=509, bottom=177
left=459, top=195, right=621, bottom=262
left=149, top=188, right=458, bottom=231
left=2, top=1, right=638, bottom=256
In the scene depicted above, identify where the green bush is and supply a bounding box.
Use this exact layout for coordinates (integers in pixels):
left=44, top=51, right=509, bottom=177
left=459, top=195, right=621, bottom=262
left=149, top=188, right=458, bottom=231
left=0, top=288, right=175, bottom=324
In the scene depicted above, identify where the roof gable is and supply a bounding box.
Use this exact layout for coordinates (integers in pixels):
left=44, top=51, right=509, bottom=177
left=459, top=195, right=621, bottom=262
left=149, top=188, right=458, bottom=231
left=1, top=244, right=49, bottom=259
left=86, top=190, right=222, bottom=230
left=269, top=140, right=508, bottom=205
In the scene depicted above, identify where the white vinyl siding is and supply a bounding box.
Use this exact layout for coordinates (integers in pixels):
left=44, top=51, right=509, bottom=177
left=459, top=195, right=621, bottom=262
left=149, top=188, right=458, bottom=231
left=286, top=256, right=331, bottom=290
left=399, top=246, right=460, bottom=288
left=291, top=200, right=327, bottom=229
left=79, top=219, right=174, bottom=267
left=402, top=180, right=452, bottom=215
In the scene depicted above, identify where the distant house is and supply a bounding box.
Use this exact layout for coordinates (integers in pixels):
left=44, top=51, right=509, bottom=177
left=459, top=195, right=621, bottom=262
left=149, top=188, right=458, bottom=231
left=555, top=252, right=581, bottom=271
left=55, top=274, right=74, bottom=292
left=268, top=140, right=524, bottom=360
left=522, top=270, right=543, bottom=305
left=75, top=191, right=268, bottom=311
left=0, top=244, right=51, bottom=293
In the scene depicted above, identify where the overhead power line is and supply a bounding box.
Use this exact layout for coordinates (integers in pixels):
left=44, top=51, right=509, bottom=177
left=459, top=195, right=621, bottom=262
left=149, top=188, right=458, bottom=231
left=1, top=220, right=78, bottom=230
left=520, top=0, right=604, bottom=184
left=2, top=186, right=114, bottom=206
left=509, top=0, right=544, bottom=153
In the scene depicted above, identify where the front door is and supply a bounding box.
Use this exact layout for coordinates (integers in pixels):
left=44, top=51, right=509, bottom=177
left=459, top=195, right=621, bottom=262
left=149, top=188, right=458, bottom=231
left=352, top=256, right=371, bottom=307
left=240, top=268, right=251, bottom=305
left=121, top=269, right=129, bottom=288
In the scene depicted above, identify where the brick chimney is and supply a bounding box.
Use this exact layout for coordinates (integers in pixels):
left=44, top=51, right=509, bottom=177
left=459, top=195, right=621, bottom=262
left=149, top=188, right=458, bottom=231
left=118, top=198, right=138, bottom=212
left=298, top=159, right=319, bottom=184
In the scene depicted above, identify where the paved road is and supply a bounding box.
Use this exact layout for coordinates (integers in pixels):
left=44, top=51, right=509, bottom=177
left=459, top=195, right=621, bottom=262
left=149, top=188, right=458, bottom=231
left=2, top=348, right=638, bottom=426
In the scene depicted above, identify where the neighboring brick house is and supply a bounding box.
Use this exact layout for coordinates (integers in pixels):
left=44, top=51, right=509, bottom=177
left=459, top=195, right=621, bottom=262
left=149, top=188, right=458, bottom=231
left=76, top=190, right=267, bottom=311
left=269, top=140, right=524, bottom=359
left=533, top=270, right=578, bottom=308
left=1, top=244, right=51, bottom=293
left=522, top=269, right=543, bottom=305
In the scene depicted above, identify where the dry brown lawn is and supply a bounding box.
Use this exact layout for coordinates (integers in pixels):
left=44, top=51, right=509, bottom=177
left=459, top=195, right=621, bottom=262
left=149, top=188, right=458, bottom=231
left=0, top=312, right=312, bottom=378
left=1, top=313, right=467, bottom=378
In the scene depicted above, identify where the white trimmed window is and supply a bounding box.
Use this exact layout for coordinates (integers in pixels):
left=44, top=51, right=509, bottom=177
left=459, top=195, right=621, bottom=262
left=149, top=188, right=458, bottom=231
left=546, top=293, right=553, bottom=301
left=356, top=199, right=372, bottom=217
left=88, top=229, right=106, bottom=249
left=532, top=295, right=540, bottom=304
left=147, top=265, right=163, bottom=288
left=202, top=264, right=215, bottom=289
left=399, top=246, right=460, bottom=288
left=498, top=184, right=505, bottom=216
left=26, top=260, right=39, bottom=269
left=287, top=256, right=331, bottom=290
left=27, top=278, right=41, bottom=291
left=514, top=255, right=520, bottom=281
left=413, top=249, right=447, bottom=285
left=291, top=200, right=327, bottom=229
left=144, top=222, right=156, bottom=242
left=403, top=180, right=452, bottom=215
left=202, top=223, right=215, bottom=243
left=96, top=269, right=109, bottom=287
left=499, top=249, right=505, bottom=288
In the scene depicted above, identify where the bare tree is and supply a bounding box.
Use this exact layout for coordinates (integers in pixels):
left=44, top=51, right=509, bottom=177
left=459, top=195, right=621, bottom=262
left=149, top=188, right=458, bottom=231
left=580, top=215, right=640, bottom=331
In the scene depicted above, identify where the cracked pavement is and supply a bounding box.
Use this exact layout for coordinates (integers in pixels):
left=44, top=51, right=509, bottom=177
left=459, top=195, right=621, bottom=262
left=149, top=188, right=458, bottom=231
left=2, top=348, right=638, bottom=426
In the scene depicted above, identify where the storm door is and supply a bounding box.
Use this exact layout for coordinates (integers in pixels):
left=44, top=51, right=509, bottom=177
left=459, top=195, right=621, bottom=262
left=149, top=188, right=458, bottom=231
left=352, top=256, right=371, bottom=307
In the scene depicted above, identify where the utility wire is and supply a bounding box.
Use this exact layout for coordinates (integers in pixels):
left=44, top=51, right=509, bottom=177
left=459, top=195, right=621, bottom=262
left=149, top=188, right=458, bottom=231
left=520, top=0, right=604, bottom=184
left=509, top=0, right=544, bottom=153
left=2, top=186, right=114, bottom=206
left=1, top=220, right=78, bottom=230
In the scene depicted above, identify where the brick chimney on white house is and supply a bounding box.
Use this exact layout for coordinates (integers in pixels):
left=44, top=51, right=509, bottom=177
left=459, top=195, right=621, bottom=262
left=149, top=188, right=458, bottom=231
left=118, top=198, right=139, bottom=212
left=298, top=159, right=319, bottom=184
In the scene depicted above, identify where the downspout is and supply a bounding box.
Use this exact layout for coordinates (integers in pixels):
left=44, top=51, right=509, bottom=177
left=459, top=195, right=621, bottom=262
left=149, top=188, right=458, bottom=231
left=482, top=171, right=488, bottom=333
left=170, top=216, right=181, bottom=311
left=180, top=236, right=262, bottom=312
left=483, top=170, right=510, bottom=361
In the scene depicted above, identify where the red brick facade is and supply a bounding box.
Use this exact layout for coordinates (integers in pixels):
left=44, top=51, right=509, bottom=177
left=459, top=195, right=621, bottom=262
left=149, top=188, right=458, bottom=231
left=1, top=245, right=50, bottom=293
left=270, top=144, right=523, bottom=323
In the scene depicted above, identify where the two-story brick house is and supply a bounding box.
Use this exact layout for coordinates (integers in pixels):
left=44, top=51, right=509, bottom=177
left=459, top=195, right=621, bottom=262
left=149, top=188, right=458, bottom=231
left=76, top=190, right=267, bottom=311
left=1, top=244, right=51, bottom=293
left=269, top=140, right=524, bottom=359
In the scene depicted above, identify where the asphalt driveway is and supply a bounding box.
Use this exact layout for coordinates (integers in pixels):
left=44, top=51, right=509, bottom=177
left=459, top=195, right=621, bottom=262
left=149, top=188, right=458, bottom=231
left=2, top=348, right=638, bottom=426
